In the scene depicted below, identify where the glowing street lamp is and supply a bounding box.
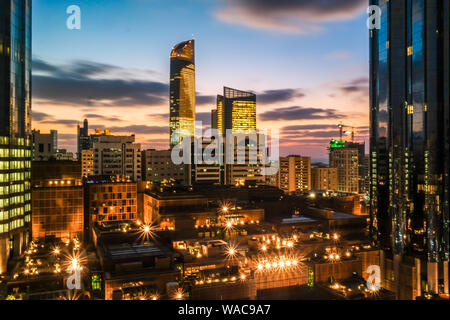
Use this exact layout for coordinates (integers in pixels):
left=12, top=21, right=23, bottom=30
left=225, top=243, right=238, bottom=259
left=138, top=223, right=156, bottom=242
left=174, top=288, right=184, bottom=300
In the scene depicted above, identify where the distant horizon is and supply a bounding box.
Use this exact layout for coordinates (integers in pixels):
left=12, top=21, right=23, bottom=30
left=31, top=0, right=370, bottom=160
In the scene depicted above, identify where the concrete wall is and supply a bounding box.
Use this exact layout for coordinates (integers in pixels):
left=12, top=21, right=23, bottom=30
left=0, top=237, right=10, bottom=275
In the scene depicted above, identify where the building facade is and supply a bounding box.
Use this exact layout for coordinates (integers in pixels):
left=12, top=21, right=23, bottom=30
left=31, top=130, right=57, bottom=161
left=169, top=40, right=196, bottom=148
left=278, top=156, right=311, bottom=194
left=192, top=138, right=222, bottom=185
left=369, top=0, right=449, bottom=297
left=77, top=119, right=90, bottom=159
left=0, top=0, right=32, bottom=274
left=211, top=95, right=224, bottom=135
left=329, top=142, right=359, bottom=194
left=142, top=149, right=188, bottom=185
left=311, top=167, right=338, bottom=192
left=93, top=134, right=142, bottom=181
left=81, top=149, right=94, bottom=177
left=224, top=135, right=266, bottom=186
left=31, top=161, right=84, bottom=241
left=53, top=149, right=74, bottom=161
left=84, top=176, right=138, bottom=241
left=222, top=87, right=256, bottom=134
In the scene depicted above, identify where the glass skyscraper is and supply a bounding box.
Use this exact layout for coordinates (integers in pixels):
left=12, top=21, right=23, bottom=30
left=77, top=118, right=90, bottom=159
left=169, top=40, right=196, bottom=147
left=370, top=0, right=449, bottom=297
left=222, top=87, right=256, bottom=134
left=211, top=95, right=224, bottom=135
left=0, top=0, right=32, bottom=274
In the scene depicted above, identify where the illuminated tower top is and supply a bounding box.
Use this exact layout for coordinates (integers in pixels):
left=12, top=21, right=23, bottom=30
left=169, top=40, right=196, bottom=148
left=170, top=39, right=195, bottom=64
left=223, top=87, right=256, bottom=134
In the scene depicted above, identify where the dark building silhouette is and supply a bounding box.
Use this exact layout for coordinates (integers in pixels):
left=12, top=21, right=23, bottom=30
left=169, top=40, right=196, bottom=147
left=369, top=0, right=449, bottom=298
left=0, top=0, right=32, bottom=273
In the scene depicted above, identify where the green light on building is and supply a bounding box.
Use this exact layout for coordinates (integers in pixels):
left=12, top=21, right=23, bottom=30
left=92, top=275, right=102, bottom=291
left=329, top=140, right=346, bottom=148
left=307, top=266, right=314, bottom=287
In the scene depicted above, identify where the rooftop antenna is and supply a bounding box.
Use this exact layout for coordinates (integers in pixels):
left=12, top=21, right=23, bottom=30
left=338, top=122, right=344, bottom=140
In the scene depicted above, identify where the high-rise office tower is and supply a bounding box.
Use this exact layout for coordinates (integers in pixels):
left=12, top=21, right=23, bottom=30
left=169, top=40, right=196, bottom=147
left=77, top=119, right=90, bottom=159
left=218, top=87, right=260, bottom=185
left=0, top=0, right=32, bottom=274
left=211, top=95, right=224, bottom=135
left=329, top=141, right=359, bottom=195
left=370, top=0, right=449, bottom=298
left=92, top=134, right=142, bottom=181
left=223, top=87, right=256, bottom=134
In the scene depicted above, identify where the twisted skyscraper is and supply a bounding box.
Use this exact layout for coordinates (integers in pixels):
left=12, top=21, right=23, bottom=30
left=169, top=40, right=196, bottom=148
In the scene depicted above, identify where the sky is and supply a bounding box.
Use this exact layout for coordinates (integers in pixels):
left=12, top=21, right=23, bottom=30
left=32, top=0, right=370, bottom=163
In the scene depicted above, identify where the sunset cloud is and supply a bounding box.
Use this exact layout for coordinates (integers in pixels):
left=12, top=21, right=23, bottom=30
left=260, top=106, right=346, bottom=121
left=215, top=0, right=367, bottom=34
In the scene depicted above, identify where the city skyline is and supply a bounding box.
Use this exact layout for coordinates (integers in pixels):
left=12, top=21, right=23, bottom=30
left=1, top=0, right=448, bottom=302
left=31, top=0, right=370, bottom=162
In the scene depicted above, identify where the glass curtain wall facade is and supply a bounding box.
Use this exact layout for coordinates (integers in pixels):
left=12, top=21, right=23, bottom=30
left=370, top=0, right=449, bottom=270
left=169, top=40, right=196, bottom=148
left=0, top=0, right=32, bottom=274
left=211, top=95, right=224, bottom=135
left=223, top=87, right=256, bottom=134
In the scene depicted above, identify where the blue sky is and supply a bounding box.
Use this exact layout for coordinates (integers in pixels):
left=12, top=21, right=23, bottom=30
left=32, top=0, right=370, bottom=162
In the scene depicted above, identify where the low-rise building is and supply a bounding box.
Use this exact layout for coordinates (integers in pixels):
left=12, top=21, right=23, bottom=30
left=142, top=149, right=188, bottom=185
left=84, top=176, right=138, bottom=241
left=31, top=161, right=84, bottom=241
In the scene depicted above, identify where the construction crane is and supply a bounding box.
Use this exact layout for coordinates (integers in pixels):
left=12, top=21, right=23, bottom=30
left=338, top=122, right=355, bottom=142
